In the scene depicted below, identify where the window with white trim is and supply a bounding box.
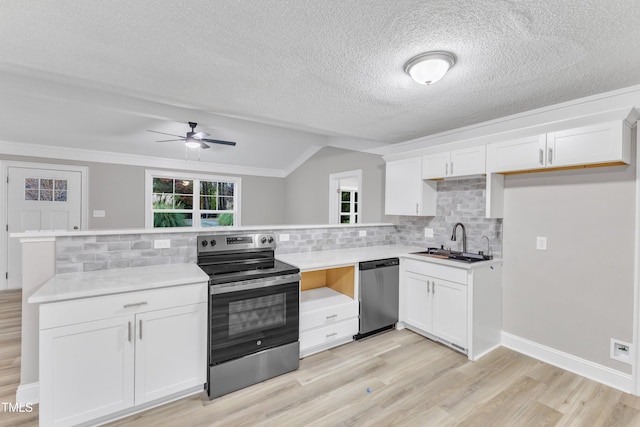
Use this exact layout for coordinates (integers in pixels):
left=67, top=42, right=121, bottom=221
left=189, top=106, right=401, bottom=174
left=145, top=170, right=241, bottom=228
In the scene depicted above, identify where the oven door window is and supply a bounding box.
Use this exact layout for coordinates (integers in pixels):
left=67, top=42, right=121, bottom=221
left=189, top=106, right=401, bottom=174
left=210, top=281, right=299, bottom=365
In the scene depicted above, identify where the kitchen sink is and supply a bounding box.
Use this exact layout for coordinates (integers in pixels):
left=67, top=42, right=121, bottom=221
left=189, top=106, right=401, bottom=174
left=410, top=248, right=491, bottom=263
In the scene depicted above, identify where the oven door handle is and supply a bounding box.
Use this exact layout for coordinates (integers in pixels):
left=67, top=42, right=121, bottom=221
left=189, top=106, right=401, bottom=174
left=210, top=273, right=300, bottom=295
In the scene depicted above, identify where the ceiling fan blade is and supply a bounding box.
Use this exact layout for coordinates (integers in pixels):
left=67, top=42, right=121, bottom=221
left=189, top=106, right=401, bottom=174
left=201, top=138, right=237, bottom=146
left=147, top=130, right=184, bottom=138
left=199, top=141, right=211, bottom=149
left=193, top=131, right=209, bottom=139
left=156, top=139, right=185, bottom=142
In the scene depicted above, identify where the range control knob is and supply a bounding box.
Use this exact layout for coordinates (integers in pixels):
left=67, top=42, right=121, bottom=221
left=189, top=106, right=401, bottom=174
left=201, top=240, right=208, bottom=247
left=260, top=236, right=267, bottom=244
left=210, top=239, right=217, bottom=247
left=267, top=236, right=274, bottom=243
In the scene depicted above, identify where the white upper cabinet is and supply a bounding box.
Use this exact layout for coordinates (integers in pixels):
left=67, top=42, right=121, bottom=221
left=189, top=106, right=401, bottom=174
left=547, top=121, right=631, bottom=168
left=385, top=157, right=436, bottom=216
left=422, top=146, right=486, bottom=179
left=487, top=120, right=632, bottom=173
left=486, top=134, right=547, bottom=173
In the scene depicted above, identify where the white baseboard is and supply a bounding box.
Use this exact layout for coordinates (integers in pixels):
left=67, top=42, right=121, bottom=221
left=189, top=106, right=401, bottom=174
left=16, top=382, right=39, bottom=404
left=501, top=331, right=633, bottom=393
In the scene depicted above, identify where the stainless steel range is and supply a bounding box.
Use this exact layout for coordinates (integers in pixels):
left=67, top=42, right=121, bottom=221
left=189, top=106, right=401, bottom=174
left=197, top=233, right=300, bottom=399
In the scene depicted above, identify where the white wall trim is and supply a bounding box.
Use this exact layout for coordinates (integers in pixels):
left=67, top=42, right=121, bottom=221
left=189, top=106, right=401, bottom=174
left=502, top=331, right=633, bottom=393
left=16, top=382, right=39, bottom=404
left=283, top=145, right=324, bottom=177
left=633, top=124, right=640, bottom=395
left=0, top=139, right=287, bottom=178
left=0, top=161, right=88, bottom=290
left=328, top=169, right=362, bottom=224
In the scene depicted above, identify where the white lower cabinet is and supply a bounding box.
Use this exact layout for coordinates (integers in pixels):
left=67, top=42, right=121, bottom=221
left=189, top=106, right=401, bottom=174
left=38, top=283, right=207, bottom=427
left=403, top=271, right=467, bottom=350
left=40, top=317, right=135, bottom=426
left=400, top=258, right=502, bottom=360
left=299, top=287, right=358, bottom=357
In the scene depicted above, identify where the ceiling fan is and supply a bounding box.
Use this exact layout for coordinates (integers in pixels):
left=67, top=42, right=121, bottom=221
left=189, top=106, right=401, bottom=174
left=148, top=122, right=236, bottom=149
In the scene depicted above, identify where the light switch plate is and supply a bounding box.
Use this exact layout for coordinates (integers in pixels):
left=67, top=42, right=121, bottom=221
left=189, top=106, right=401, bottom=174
left=424, top=228, right=434, bottom=238
left=359, top=230, right=367, bottom=237
left=536, top=236, right=547, bottom=251
left=279, top=234, right=290, bottom=242
left=93, top=210, right=106, bottom=218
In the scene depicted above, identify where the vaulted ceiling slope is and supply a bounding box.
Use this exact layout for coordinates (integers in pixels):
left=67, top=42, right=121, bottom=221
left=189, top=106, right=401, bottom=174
left=0, top=1, right=639, bottom=174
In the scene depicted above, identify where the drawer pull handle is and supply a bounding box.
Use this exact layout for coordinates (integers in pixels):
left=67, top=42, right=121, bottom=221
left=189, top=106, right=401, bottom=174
left=326, top=314, right=338, bottom=320
left=127, top=321, right=132, bottom=343
left=326, top=332, right=338, bottom=338
left=123, top=302, right=148, bottom=308
left=139, top=319, right=143, bottom=340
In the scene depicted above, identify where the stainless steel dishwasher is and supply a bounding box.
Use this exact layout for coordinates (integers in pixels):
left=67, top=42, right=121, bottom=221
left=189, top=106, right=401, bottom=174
left=355, top=258, right=399, bottom=339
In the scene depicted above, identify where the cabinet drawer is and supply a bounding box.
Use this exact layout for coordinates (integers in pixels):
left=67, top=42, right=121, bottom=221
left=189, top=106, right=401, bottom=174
left=402, top=259, right=467, bottom=284
left=300, top=299, right=358, bottom=331
left=300, top=318, right=359, bottom=351
left=40, top=283, right=208, bottom=329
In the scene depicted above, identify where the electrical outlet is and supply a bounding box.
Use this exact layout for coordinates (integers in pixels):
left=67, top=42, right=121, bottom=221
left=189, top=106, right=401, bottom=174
left=611, top=338, right=632, bottom=364
left=536, top=236, right=547, bottom=251
left=93, top=210, right=106, bottom=218
left=424, top=228, right=434, bottom=238
left=359, top=230, right=367, bottom=237
left=153, top=239, right=171, bottom=249
left=279, top=234, right=290, bottom=242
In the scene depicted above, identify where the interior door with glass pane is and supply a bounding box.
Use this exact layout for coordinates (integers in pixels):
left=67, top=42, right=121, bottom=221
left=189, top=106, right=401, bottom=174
left=7, top=167, right=82, bottom=289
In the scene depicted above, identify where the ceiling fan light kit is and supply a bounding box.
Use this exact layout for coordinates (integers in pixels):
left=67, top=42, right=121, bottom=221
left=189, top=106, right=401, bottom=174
left=404, top=51, right=456, bottom=85
left=148, top=122, right=237, bottom=149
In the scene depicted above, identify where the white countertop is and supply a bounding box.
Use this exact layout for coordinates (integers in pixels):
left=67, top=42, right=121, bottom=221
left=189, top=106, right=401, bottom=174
left=277, top=245, right=502, bottom=271
left=11, top=223, right=394, bottom=239
left=29, top=263, right=209, bottom=304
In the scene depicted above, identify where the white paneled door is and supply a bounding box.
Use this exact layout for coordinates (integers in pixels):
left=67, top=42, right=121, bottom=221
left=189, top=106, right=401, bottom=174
left=6, top=166, right=83, bottom=289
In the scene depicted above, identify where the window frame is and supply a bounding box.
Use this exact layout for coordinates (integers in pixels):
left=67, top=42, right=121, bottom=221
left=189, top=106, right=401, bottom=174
left=339, top=187, right=358, bottom=224
left=144, top=169, right=242, bottom=229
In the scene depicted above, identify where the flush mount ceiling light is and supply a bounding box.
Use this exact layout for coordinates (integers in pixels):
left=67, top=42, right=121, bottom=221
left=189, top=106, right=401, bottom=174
left=404, top=51, right=456, bottom=85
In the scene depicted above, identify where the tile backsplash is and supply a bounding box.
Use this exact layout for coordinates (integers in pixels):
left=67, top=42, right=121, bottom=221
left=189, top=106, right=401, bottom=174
left=54, top=225, right=397, bottom=274
left=395, top=178, right=503, bottom=257
left=54, top=178, right=502, bottom=273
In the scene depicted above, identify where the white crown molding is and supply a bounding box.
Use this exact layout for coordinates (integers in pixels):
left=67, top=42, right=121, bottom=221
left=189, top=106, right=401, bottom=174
left=383, top=85, right=640, bottom=161
left=282, top=145, right=325, bottom=176
left=0, top=140, right=287, bottom=178
left=502, top=331, right=633, bottom=394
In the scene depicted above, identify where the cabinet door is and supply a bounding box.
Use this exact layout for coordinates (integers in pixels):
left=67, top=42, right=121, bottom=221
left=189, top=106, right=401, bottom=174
left=403, top=272, right=433, bottom=333
left=134, top=303, right=207, bottom=404
left=421, top=152, right=450, bottom=179
left=40, top=317, right=134, bottom=427
left=385, top=157, right=423, bottom=215
left=432, top=279, right=467, bottom=349
left=450, top=146, right=486, bottom=177
left=547, top=121, right=629, bottom=168
left=486, top=134, right=547, bottom=173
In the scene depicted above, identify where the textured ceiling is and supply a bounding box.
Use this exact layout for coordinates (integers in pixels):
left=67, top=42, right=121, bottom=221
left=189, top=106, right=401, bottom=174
left=0, top=1, right=639, bottom=171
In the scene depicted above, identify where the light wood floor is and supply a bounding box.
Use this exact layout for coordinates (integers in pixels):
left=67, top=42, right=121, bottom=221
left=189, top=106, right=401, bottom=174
left=4, top=290, right=640, bottom=426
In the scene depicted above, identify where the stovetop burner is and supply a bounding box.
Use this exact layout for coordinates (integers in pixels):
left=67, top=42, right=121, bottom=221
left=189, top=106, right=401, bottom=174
left=197, top=233, right=299, bottom=285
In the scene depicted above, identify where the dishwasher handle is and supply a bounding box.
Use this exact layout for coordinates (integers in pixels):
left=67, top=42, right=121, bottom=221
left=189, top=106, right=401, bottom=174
left=359, top=258, right=399, bottom=271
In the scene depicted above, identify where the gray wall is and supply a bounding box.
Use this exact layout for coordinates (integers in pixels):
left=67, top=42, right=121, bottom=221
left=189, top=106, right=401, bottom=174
left=0, top=154, right=287, bottom=228
left=502, top=163, right=635, bottom=374
left=284, top=146, right=386, bottom=224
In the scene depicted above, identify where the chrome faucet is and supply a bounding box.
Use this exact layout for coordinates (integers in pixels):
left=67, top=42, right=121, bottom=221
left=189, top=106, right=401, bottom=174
left=480, top=235, right=492, bottom=257
left=451, top=223, right=467, bottom=254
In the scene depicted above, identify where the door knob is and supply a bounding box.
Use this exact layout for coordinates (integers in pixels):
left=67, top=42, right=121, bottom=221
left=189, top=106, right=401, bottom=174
left=73, top=226, right=79, bottom=230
